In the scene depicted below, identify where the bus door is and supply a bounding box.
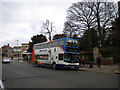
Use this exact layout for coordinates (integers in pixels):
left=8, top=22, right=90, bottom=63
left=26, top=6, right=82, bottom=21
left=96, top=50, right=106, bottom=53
left=58, top=53, right=64, bottom=64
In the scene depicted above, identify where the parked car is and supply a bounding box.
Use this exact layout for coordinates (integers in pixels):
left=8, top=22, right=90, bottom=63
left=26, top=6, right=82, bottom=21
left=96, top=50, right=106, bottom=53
left=2, top=57, right=11, bottom=63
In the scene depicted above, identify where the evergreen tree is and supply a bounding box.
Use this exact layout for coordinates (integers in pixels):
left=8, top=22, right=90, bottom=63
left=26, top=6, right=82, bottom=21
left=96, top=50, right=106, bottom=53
left=53, top=34, right=66, bottom=40
left=80, top=28, right=99, bottom=51
left=28, top=34, right=47, bottom=52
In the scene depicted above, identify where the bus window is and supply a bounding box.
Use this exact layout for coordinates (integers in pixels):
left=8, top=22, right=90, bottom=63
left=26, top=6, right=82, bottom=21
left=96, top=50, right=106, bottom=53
left=58, top=54, right=64, bottom=60
left=66, top=47, right=79, bottom=52
left=66, top=39, right=78, bottom=47
left=64, top=53, right=79, bottom=63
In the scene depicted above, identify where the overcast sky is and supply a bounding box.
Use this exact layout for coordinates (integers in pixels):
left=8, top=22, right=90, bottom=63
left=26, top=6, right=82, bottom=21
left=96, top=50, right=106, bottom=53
left=0, top=0, right=118, bottom=47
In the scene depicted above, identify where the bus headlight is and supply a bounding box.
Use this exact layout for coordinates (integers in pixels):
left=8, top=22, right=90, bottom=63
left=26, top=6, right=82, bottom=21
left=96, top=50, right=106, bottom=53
left=64, top=62, right=68, bottom=65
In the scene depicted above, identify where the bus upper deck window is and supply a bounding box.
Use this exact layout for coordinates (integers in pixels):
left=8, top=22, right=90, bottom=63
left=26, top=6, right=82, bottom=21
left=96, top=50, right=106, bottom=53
left=66, top=39, right=78, bottom=46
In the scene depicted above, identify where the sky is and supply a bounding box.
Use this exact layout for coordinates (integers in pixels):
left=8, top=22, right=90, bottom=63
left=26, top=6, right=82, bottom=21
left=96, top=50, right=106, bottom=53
left=0, top=0, right=119, bottom=47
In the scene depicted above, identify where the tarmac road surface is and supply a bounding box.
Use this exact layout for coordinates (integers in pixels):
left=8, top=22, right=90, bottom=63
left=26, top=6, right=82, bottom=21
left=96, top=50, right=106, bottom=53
left=2, top=61, right=119, bottom=88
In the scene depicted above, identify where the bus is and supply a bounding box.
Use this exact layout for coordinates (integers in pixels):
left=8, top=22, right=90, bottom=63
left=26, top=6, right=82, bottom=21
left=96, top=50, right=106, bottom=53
left=32, top=38, right=80, bottom=69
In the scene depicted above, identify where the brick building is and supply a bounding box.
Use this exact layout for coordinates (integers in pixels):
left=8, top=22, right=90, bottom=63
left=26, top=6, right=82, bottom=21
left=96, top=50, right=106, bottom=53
left=1, top=44, right=13, bottom=58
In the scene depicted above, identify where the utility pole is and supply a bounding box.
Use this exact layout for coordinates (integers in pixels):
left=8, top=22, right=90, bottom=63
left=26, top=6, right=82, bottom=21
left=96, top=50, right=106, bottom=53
left=15, top=40, right=19, bottom=61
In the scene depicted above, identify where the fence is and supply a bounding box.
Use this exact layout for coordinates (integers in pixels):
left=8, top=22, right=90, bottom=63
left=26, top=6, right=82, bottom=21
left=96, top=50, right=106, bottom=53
left=101, top=57, right=113, bottom=65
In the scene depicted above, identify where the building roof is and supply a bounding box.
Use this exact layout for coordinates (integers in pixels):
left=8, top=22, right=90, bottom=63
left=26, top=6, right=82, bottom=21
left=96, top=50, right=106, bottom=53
left=13, top=46, right=22, bottom=48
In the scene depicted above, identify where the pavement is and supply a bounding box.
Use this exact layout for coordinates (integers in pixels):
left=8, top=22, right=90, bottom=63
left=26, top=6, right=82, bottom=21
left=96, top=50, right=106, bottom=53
left=12, top=59, right=120, bottom=74
left=79, top=63, right=120, bottom=74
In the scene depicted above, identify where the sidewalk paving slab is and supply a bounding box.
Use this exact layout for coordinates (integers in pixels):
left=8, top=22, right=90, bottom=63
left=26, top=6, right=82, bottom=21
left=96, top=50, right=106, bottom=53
left=79, top=64, right=119, bottom=74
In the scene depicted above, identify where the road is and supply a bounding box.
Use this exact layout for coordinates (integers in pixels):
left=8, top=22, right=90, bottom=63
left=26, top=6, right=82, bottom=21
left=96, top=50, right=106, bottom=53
left=2, top=61, right=118, bottom=88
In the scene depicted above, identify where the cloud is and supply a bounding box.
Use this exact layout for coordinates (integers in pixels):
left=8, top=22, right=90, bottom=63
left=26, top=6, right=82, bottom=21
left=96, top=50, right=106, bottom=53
left=0, top=0, right=83, bottom=47
left=2, top=2, right=70, bottom=23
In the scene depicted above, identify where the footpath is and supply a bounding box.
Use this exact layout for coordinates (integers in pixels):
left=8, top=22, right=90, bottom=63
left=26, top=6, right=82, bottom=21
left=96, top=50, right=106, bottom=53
left=79, top=63, right=120, bottom=74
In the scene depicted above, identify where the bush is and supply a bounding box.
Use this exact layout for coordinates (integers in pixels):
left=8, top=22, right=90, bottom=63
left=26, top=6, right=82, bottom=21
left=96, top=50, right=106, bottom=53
left=100, top=46, right=120, bottom=63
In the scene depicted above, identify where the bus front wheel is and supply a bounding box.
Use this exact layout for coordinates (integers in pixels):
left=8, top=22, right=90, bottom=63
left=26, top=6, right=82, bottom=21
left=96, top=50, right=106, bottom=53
left=52, top=63, right=57, bottom=70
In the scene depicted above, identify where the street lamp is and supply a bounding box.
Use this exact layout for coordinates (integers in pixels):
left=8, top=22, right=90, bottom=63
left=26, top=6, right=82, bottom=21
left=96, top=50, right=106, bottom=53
left=15, top=40, right=19, bottom=61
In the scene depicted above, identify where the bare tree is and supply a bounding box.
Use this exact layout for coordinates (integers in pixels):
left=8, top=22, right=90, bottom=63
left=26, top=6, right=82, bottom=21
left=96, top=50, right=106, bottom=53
left=41, top=19, right=54, bottom=41
left=63, top=21, right=81, bottom=37
left=65, top=2, right=117, bottom=47
left=92, top=2, right=117, bottom=47
left=66, top=2, right=96, bottom=31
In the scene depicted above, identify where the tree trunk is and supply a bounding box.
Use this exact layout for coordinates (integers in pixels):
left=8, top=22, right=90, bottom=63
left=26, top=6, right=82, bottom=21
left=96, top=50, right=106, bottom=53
left=96, top=3, right=102, bottom=47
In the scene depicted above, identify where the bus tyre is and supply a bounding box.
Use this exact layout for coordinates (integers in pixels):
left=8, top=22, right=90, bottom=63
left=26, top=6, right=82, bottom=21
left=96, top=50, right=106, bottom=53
left=52, top=63, right=57, bottom=70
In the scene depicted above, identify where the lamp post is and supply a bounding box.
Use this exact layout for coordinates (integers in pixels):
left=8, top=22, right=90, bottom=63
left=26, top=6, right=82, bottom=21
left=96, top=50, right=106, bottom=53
left=15, top=40, right=19, bottom=61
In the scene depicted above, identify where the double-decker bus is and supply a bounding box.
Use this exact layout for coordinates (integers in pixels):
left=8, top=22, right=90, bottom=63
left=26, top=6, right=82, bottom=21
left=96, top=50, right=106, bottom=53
left=32, top=38, right=80, bottom=69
